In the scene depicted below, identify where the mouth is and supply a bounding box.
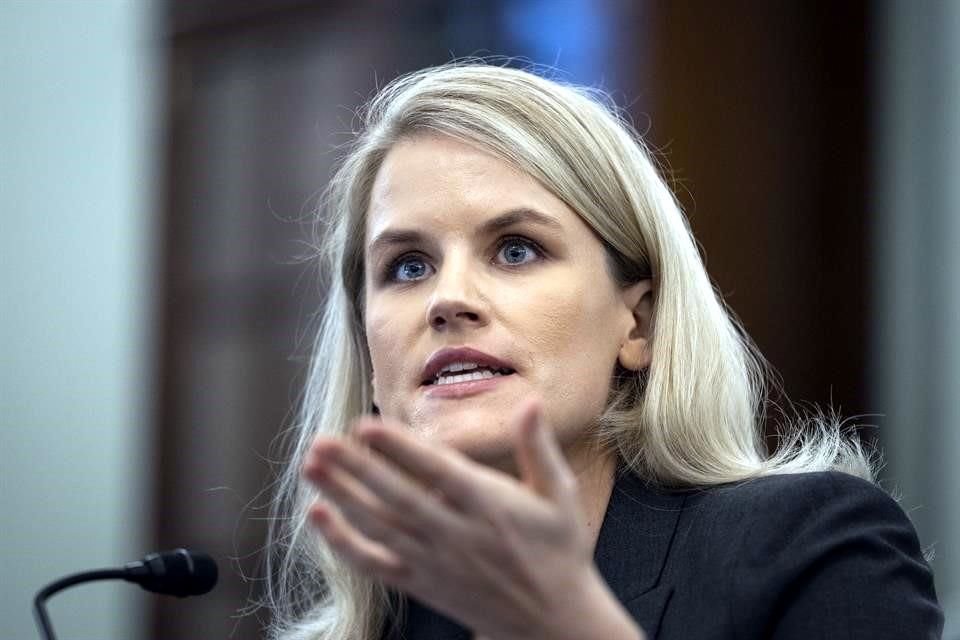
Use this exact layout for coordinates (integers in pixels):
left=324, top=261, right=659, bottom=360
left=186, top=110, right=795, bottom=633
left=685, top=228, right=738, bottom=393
left=420, top=367, right=517, bottom=399
left=420, top=366, right=516, bottom=387
left=420, top=345, right=516, bottom=388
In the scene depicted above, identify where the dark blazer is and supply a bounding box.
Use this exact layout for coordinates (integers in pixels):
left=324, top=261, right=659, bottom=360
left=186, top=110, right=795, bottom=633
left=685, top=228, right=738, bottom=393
left=386, top=463, right=944, bottom=639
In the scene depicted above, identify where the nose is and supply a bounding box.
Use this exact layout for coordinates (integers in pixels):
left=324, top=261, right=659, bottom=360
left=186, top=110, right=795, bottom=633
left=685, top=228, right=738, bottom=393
left=425, top=251, right=488, bottom=331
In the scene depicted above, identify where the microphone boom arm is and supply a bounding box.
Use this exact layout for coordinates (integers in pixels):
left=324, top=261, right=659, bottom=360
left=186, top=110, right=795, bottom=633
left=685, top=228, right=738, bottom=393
left=31, top=548, right=217, bottom=640
left=33, top=568, right=126, bottom=640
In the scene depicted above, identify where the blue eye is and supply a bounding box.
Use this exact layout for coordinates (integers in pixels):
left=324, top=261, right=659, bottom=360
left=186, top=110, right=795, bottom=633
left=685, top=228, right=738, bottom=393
left=382, top=236, right=544, bottom=284
left=390, top=256, right=429, bottom=282
left=499, top=238, right=538, bottom=265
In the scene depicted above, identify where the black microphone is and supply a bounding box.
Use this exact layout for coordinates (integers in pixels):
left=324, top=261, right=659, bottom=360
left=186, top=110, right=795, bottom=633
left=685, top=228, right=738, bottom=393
left=33, top=548, right=218, bottom=640
left=123, top=548, right=219, bottom=597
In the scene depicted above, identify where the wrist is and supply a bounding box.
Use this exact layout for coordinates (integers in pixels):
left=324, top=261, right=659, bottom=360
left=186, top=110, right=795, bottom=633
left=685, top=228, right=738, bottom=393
left=535, top=566, right=645, bottom=640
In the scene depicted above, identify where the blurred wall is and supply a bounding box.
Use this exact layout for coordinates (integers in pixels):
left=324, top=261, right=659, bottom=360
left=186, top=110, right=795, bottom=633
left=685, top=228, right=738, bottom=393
left=0, top=1, right=160, bottom=639
left=873, top=1, right=960, bottom=634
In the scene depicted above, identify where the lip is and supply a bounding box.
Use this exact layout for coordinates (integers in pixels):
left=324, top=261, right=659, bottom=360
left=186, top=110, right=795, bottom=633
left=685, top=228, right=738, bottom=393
left=420, top=370, right=514, bottom=399
left=420, top=346, right=515, bottom=385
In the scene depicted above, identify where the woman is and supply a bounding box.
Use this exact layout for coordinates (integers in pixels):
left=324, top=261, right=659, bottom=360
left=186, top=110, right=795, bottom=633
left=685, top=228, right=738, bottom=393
left=264, top=62, right=943, bottom=639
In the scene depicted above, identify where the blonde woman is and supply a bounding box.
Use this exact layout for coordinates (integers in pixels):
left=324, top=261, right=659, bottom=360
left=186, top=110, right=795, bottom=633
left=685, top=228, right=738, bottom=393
left=265, top=63, right=943, bottom=639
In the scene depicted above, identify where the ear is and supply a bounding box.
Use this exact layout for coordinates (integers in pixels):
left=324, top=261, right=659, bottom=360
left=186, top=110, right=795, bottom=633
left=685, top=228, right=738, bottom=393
left=370, top=371, right=380, bottom=414
left=617, top=279, right=654, bottom=371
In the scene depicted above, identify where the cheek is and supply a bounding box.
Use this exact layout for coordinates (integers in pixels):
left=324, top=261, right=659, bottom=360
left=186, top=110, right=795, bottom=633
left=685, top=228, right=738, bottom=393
left=365, top=306, right=407, bottom=384
left=521, top=282, right=618, bottom=416
left=522, top=275, right=614, bottom=356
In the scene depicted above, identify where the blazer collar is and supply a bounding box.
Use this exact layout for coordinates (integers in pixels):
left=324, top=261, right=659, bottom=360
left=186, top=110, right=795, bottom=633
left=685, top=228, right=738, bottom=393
left=593, top=461, right=687, bottom=603
left=389, top=461, right=689, bottom=640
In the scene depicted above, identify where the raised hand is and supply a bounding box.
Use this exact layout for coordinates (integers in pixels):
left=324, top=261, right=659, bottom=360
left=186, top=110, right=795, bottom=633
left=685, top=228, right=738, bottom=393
left=301, top=397, right=644, bottom=640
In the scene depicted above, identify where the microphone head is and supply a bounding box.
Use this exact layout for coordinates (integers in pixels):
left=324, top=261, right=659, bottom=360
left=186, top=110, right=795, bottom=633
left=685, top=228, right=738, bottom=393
left=127, top=548, right=218, bottom=597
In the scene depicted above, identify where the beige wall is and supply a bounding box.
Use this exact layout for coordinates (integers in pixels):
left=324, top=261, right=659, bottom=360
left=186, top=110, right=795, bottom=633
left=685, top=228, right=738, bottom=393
left=0, top=2, right=160, bottom=638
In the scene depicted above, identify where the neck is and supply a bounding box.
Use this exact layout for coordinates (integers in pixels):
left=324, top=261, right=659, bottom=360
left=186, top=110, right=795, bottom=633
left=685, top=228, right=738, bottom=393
left=564, top=440, right=618, bottom=552
left=474, top=437, right=617, bottom=551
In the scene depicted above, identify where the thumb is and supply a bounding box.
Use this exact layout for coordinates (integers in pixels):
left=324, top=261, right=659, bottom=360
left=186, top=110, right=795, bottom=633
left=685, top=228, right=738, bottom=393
left=514, top=397, right=575, bottom=502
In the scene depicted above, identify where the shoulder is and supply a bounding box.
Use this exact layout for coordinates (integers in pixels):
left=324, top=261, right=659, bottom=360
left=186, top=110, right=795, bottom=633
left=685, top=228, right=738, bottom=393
left=711, top=469, right=893, bottom=509
left=702, top=470, right=922, bottom=568
left=707, top=470, right=904, bottom=530
left=687, top=471, right=943, bottom=639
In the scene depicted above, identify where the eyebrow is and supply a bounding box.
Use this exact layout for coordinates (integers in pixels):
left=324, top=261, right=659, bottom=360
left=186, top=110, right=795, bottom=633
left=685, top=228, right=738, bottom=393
left=367, top=207, right=565, bottom=258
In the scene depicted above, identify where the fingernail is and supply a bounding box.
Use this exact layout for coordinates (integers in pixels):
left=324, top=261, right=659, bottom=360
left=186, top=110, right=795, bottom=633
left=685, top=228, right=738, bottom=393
left=304, top=459, right=329, bottom=482
left=524, top=406, right=542, bottom=441
left=528, top=399, right=542, bottom=423
left=310, top=503, right=330, bottom=524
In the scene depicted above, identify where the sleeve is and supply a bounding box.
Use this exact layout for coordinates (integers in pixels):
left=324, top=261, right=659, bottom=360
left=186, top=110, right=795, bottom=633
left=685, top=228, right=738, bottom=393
left=729, top=472, right=944, bottom=640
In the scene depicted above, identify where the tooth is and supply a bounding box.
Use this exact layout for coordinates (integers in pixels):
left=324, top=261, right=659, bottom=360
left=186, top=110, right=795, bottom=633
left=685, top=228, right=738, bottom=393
left=434, top=369, right=505, bottom=386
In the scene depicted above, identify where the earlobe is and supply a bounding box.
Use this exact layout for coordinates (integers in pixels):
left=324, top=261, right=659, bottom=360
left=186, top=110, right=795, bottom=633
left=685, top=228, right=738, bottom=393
left=618, top=340, right=651, bottom=372
left=618, top=279, right=654, bottom=371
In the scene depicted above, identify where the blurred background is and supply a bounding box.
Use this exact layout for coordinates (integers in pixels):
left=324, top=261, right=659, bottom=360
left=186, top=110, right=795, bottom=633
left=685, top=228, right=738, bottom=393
left=2, top=0, right=958, bottom=638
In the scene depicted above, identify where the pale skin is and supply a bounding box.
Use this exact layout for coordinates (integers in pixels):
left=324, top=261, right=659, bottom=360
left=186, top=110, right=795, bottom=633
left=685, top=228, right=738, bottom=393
left=302, top=135, right=653, bottom=640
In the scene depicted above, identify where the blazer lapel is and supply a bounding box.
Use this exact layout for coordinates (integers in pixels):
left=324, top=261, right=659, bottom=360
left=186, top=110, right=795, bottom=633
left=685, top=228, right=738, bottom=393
left=387, top=463, right=685, bottom=640
left=593, top=464, right=686, bottom=637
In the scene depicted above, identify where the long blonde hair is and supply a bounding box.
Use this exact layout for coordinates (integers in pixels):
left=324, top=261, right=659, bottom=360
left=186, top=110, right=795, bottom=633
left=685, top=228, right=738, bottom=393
left=263, top=61, right=875, bottom=640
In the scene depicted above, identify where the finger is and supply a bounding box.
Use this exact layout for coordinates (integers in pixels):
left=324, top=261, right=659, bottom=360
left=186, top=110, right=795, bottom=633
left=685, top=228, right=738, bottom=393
left=304, top=454, right=428, bottom=558
left=352, top=417, right=485, bottom=513
left=307, top=500, right=410, bottom=583
left=513, top=398, right=576, bottom=505
left=307, top=438, right=461, bottom=540
left=514, top=397, right=548, bottom=494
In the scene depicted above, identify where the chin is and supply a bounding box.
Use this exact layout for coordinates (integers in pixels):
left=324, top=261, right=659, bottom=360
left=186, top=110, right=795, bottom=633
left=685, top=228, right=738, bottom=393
left=429, top=421, right=518, bottom=472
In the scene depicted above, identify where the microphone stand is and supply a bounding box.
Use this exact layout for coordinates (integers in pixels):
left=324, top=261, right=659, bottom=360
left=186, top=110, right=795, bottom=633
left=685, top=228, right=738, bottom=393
left=33, top=568, right=125, bottom=640
left=33, top=549, right=217, bottom=640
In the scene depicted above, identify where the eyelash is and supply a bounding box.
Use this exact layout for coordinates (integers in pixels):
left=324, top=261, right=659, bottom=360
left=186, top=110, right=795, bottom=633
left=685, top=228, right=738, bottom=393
left=381, top=235, right=546, bottom=284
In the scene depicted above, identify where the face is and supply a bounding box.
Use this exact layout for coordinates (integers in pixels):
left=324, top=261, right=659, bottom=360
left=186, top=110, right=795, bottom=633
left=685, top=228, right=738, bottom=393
left=363, top=135, right=651, bottom=471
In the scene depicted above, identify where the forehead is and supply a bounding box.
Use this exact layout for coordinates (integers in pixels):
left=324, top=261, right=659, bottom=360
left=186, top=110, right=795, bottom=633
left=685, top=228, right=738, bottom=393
left=364, top=135, right=578, bottom=244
